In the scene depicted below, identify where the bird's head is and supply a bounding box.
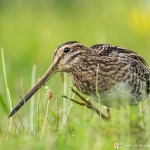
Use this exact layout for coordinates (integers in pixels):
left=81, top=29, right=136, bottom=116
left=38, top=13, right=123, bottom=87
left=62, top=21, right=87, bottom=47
left=9, top=41, right=86, bottom=117
left=52, top=41, right=86, bottom=72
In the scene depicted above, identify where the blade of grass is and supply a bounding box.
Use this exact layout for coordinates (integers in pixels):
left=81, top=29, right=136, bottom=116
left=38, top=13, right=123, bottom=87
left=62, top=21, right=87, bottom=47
left=37, top=93, right=41, bottom=133
left=1, top=48, right=12, bottom=133
left=40, top=99, right=50, bottom=139
left=67, top=87, right=75, bottom=117
left=30, top=65, right=36, bottom=132
left=62, top=73, right=68, bottom=125
left=96, top=64, right=103, bottom=123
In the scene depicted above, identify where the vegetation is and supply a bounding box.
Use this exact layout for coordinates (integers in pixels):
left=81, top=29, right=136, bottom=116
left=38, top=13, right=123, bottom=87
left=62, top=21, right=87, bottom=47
left=0, top=0, right=150, bottom=149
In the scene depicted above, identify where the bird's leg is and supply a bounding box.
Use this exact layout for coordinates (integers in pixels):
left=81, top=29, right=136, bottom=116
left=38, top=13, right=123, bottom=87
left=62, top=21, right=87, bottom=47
left=70, top=88, right=111, bottom=120
left=63, top=88, right=110, bottom=121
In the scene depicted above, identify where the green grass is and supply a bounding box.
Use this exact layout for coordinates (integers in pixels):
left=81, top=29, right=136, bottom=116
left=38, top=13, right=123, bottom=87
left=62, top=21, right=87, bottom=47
left=1, top=43, right=150, bottom=150
left=1, top=1, right=150, bottom=149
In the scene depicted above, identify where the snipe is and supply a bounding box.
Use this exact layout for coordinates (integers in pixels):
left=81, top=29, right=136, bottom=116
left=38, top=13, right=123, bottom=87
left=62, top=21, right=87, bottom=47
left=9, top=41, right=150, bottom=119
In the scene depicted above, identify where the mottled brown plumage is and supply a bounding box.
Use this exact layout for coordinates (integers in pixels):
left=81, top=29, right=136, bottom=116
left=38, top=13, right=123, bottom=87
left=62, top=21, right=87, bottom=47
left=9, top=41, right=150, bottom=117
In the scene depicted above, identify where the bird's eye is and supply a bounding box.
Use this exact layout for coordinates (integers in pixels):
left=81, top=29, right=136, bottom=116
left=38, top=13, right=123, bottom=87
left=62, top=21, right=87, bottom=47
left=64, top=47, right=70, bottom=53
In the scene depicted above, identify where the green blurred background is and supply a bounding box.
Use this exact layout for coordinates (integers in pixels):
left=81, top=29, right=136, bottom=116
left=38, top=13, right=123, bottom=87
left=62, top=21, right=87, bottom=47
left=1, top=0, right=150, bottom=101
left=0, top=0, right=150, bottom=149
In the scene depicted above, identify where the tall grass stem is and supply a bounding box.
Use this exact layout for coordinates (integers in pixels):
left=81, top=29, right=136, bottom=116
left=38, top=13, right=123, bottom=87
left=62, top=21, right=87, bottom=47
left=1, top=48, right=12, bottom=132
left=30, top=65, right=36, bottom=132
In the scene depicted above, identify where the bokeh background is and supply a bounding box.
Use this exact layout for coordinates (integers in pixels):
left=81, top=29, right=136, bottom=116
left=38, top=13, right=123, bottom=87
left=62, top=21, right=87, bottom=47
left=0, top=0, right=150, bottom=149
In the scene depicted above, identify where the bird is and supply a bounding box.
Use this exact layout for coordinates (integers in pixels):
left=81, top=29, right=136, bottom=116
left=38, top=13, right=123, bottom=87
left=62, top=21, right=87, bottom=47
left=8, top=41, right=150, bottom=119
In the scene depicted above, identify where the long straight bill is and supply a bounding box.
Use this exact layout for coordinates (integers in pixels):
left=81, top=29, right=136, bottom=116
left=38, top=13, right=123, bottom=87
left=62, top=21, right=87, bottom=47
left=8, top=65, right=57, bottom=117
